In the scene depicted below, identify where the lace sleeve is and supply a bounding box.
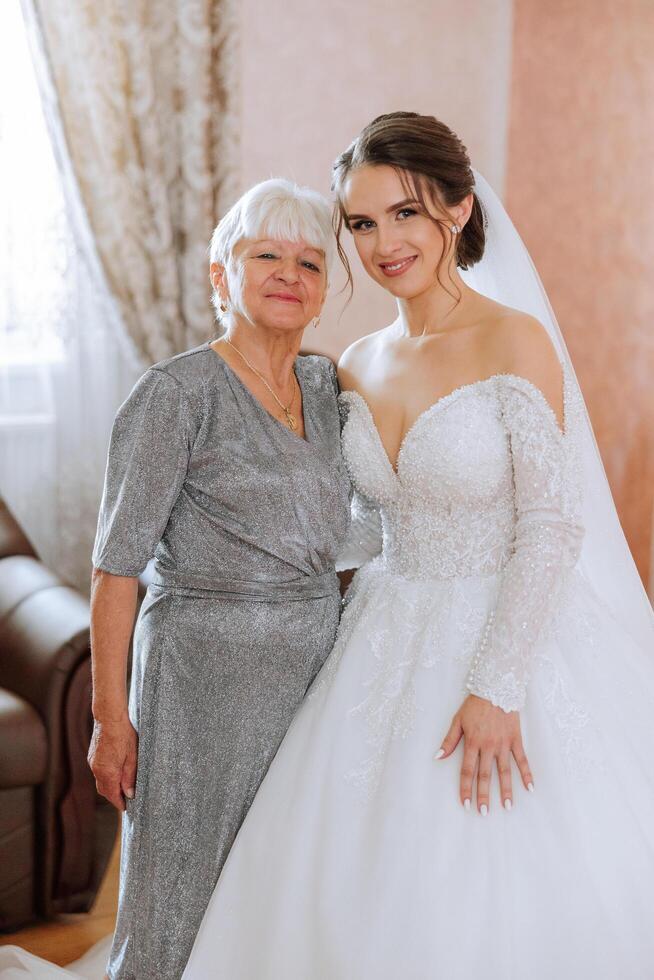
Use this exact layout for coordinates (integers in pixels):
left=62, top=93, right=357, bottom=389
left=465, top=373, right=584, bottom=712
left=334, top=390, right=383, bottom=571
left=335, top=490, right=383, bottom=571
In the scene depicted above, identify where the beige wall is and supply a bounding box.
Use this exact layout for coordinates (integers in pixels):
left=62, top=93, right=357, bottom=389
left=237, top=0, right=513, bottom=357
left=506, top=0, right=654, bottom=585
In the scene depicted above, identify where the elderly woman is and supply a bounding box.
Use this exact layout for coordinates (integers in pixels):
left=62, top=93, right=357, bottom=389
left=88, top=178, right=351, bottom=980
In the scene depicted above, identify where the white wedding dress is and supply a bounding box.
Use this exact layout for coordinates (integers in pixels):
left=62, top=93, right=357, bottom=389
left=179, top=363, right=654, bottom=979
left=2, top=174, right=653, bottom=980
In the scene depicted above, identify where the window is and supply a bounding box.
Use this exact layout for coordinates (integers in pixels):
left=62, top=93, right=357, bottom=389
left=0, top=0, right=67, bottom=366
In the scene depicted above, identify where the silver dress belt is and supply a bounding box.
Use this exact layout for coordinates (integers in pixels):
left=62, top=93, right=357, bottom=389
left=149, top=563, right=340, bottom=602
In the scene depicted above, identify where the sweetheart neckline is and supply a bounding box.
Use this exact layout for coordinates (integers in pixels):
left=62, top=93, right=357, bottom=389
left=339, top=370, right=566, bottom=479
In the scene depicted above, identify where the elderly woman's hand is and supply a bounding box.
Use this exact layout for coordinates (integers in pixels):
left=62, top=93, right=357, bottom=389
left=88, top=715, right=138, bottom=812
left=435, top=694, right=534, bottom=814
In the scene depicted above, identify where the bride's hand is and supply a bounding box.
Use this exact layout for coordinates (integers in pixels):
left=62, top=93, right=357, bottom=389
left=435, top=695, right=534, bottom=814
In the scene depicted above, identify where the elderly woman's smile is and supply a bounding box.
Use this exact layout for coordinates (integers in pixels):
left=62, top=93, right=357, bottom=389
left=267, top=292, right=302, bottom=303
left=224, top=237, right=327, bottom=331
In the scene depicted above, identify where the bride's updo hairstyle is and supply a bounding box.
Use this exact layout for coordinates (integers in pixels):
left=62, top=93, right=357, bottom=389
left=332, top=111, right=486, bottom=291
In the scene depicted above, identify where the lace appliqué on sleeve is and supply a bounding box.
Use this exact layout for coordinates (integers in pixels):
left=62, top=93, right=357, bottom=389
left=465, top=372, right=584, bottom=712
left=335, top=490, right=383, bottom=572
left=335, top=394, right=384, bottom=572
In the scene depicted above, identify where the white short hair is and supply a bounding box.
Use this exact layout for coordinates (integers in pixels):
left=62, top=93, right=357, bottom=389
left=209, top=178, right=335, bottom=323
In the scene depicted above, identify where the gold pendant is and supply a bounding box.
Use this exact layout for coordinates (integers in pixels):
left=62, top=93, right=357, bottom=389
left=285, top=410, right=297, bottom=430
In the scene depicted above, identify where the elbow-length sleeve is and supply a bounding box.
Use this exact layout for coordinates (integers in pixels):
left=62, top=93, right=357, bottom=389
left=465, top=375, right=584, bottom=713
left=92, top=367, right=194, bottom=576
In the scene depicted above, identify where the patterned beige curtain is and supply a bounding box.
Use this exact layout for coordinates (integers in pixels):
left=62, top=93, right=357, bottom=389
left=25, top=0, right=240, bottom=363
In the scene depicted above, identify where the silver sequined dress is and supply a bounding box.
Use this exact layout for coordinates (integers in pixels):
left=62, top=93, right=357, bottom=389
left=91, top=342, right=351, bottom=980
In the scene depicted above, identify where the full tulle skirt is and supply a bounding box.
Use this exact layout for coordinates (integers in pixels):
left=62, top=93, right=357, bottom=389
left=0, top=937, right=111, bottom=979
left=182, top=559, right=654, bottom=979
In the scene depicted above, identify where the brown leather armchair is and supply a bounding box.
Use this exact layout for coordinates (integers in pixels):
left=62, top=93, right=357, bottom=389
left=0, top=499, right=36, bottom=561
left=0, top=499, right=119, bottom=931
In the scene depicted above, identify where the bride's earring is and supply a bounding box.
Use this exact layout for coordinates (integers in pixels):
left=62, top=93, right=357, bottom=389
left=450, top=224, right=460, bottom=234
left=313, top=316, right=321, bottom=330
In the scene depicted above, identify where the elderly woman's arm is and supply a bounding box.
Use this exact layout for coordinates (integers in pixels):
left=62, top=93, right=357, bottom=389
left=88, top=568, right=139, bottom=811
left=89, top=368, right=195, bottom=811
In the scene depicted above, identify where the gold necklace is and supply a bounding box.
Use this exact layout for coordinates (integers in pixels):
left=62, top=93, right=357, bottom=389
left=223, top=338, right=300, bottom=431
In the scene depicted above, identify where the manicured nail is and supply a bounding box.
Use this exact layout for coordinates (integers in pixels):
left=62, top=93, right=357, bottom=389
left=527, top=782, right=534, bottom=793
left=504, top=798, right=512, bottom=811
left=480, top=804, right=488, bottom=817
left=463, top=798, right=471, bottom=811
left=433, top=748, right=445, bottom=760
left=125, top=789, right=135, bottom=800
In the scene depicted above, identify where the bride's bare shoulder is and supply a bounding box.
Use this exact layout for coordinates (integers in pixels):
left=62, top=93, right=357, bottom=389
left=481, top=302, right=564, bottom=424
left=337, top=325, right=392, bottom=391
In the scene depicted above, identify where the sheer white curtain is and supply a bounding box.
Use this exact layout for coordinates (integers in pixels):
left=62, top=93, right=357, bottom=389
left=0, top=0, right=143, bottom=592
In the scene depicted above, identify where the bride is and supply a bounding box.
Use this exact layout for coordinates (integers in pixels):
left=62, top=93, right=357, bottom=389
left=181, top=112, right=654, bottom=979
left=2, top=111, right=653, bottom=979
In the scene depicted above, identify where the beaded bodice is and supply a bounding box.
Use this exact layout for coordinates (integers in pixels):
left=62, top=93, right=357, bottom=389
left=338, top=369, right=585, bottom=712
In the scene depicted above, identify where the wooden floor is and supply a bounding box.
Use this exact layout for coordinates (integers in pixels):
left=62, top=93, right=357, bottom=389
left=0, top=839, right=119, bottom=966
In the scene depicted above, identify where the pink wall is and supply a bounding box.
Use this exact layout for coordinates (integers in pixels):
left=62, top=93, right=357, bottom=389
left=506, top=0, right=654, bottom=585
left=236, top=0, right=652, bottom=588
left=238, top=0, right=513, bottom=358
